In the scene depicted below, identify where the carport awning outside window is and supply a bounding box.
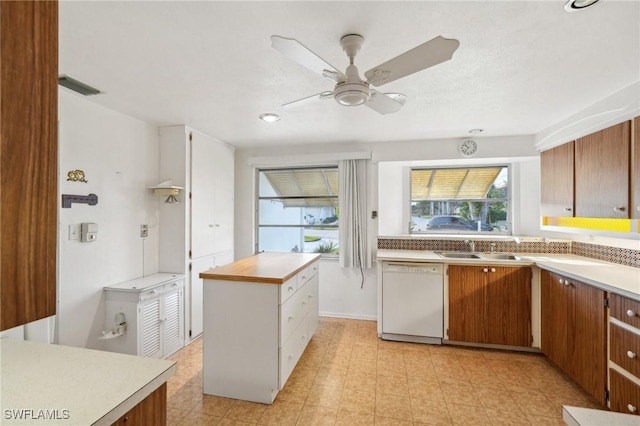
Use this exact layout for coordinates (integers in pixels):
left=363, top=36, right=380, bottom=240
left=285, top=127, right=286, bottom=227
left=262, top=168, right=338, bottom=207
left=411, top=167, right=502, bottom=200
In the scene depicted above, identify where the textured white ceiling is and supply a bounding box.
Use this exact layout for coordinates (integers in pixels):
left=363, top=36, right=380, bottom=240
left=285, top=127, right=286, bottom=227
left=59, top=1, right=640, bottom=148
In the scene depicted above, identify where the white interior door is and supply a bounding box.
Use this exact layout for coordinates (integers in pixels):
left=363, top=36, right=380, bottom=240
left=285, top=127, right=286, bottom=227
left=190, top=133, right=217, bottom=259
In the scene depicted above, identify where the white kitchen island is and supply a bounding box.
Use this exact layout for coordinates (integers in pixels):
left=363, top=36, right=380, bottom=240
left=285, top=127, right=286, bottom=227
left=200, top=252, right=320, bottom=404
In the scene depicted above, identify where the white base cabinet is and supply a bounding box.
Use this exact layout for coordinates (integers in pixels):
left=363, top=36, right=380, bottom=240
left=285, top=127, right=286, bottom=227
left=104, top=273, right=185, bottom=359
left=203, top=260, right=319, bottom=404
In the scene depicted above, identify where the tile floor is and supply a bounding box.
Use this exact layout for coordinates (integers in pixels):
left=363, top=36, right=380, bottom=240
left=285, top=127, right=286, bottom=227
left=166, top=317, right=602, bottom=425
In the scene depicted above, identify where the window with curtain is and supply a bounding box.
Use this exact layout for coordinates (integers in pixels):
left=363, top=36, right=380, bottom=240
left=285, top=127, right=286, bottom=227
left=410, top=165, right=510, bottom=234
left=257, top=167, right=339, bottom=254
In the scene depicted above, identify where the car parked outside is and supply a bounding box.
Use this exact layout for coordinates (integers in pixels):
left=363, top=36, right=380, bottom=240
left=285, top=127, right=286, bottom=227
left=425, top=215, right=493, bottom=231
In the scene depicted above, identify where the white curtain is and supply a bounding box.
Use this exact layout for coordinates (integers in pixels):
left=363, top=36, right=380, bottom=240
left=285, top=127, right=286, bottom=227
left=339, top=159, right=371, bottom=268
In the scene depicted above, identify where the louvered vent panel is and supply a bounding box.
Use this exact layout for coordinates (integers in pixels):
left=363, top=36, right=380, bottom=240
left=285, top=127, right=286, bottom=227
left=141, top=299, right=161, bottom=358
left=164, top=292, right=182, bottom=350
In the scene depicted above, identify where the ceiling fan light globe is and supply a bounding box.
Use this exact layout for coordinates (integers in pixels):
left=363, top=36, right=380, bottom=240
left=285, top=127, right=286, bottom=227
left=333, top=82, right=370, bottom=106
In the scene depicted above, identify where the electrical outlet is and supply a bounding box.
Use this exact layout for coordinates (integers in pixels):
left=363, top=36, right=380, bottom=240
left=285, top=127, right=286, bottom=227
left=140, top=224, right=148, bottom=238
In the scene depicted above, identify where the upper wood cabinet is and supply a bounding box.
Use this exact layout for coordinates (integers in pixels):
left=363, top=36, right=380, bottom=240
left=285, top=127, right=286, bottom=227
left=540, top=141, right=575, bottom=217
left=1, top=1, right=58, bottom=330
left=575, top=121, right=631, bottom=218
left=448, top=265, right=531, bottom=347
left=633, top=116, right=639, bottom=219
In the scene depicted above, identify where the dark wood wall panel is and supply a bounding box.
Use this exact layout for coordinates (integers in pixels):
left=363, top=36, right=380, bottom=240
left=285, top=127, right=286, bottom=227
left=1, top=1, right=58, bottom=330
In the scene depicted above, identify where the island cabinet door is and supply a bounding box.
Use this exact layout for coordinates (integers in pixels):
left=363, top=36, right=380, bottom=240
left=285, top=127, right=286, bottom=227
left=112, top=383, right=167, bottom=425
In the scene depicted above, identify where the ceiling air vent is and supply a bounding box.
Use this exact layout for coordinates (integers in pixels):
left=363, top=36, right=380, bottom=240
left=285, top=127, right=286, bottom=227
left=58, top=75, right=101, bottom=96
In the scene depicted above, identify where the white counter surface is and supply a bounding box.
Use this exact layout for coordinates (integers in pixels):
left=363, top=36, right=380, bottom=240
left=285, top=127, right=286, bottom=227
left=103, top=272, right=184, bottom=292
left=563, top=405, right=640, bottom=426
left=377, top=250, right=640, bottom=301
left=0, top=338, right=176, bottom=425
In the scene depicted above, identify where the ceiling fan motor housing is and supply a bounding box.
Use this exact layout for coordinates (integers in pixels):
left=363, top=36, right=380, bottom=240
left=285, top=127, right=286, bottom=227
left=334, top=81, right=370, bottom=106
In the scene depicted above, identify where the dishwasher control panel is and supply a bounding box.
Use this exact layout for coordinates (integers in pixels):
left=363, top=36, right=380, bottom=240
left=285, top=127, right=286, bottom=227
left=383, top=263, right=443, bottom=274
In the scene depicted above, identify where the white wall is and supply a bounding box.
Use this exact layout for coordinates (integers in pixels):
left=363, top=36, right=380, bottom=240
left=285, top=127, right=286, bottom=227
left=57, top=90, right=160, bottom=349
left=234, top=136, right=539, bottom=320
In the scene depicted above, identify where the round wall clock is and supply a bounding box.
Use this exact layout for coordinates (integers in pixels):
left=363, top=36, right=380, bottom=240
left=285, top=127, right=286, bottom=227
left=459, top=139, right=478, bottom=157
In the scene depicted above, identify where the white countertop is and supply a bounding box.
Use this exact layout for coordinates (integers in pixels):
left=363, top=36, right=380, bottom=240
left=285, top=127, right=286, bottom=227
left=377, top=250, right=640, bottom=301
left=103, top=272, right=184, bottom=292
left=0, top=338, right=176, bottom=425
left=563, top=406, right=640, bottom=425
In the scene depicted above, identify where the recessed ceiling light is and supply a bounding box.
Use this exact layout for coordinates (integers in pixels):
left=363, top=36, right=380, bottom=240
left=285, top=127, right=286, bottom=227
left=563, top=0, right=602, bottom=12
left=468, top=128, right=484, bottom=134
left=259, top=113, right=281, bottom=122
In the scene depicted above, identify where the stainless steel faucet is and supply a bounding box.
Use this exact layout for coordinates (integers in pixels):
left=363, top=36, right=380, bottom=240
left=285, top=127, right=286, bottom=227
left=464, top=240, right=475, bottom=252
left=490, top=243, right=496, bottom=254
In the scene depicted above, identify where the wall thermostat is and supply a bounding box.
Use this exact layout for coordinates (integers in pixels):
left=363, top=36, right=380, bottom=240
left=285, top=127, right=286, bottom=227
left=81, top=223, right=98, bottom=242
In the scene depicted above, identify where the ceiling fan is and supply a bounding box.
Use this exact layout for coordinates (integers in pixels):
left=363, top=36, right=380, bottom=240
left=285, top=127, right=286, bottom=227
left=271, top=34, right=460, bottom=115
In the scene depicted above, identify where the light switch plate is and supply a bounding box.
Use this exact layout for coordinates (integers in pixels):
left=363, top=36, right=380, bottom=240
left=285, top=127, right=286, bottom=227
left=140, top=224, right=148, bottom=238
left=69, top=224, right=79, bottom=240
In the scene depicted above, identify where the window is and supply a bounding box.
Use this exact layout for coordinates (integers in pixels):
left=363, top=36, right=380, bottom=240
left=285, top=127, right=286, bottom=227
left=257, top=167, right=339, bottom=254
left=410, top=166, right=510, bottom=234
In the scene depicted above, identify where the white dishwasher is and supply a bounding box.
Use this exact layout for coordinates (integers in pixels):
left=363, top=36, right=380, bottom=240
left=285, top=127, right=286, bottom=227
left=381, top=262, right=444, bottom=344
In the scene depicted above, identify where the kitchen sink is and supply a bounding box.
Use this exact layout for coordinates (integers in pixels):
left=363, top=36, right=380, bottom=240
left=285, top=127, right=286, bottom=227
left=478, top=253, right=521, bottom=260
left=436, top=252, right=481, bottom=259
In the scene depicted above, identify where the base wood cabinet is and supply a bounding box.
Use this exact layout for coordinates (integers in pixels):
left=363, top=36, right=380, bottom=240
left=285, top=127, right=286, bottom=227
left=633, top=116, right=640, bottom=219
left=541, top=270, right=607, bottom=405
left=448, top=265, right=532, bottom=347
left=609, top=293, right=640, bottom=415
left=112, top=383, right=167, bottom=425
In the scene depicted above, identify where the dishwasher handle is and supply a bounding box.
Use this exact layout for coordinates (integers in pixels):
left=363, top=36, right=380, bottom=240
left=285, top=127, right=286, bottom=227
left=383, top=263, right=443, bottom=274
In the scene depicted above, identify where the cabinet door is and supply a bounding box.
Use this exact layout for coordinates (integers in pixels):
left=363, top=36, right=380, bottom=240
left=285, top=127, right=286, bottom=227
left=609, top=369, right=640, bottom=416
left=211, top=141, right=234, bottom=254
left=540, top=142, right=575, bottom=217
left=541, top=270, right=571, bottom=370
left=190, top=132, right=218, bottom=258
left=485, top=266, right=531, bottom=347
left=1, top=1, right=58, bottom=331
left=575, top=121, right=630, bottom=218
left=113, top=383, right=167, bottom=425
left=633, top=116, right=640, bottom=219
left=570, top=280, right=606, bottom=405
left=140, top=299, right=162, bottom=358
left=162, top=288, right=184, bottom=357
left=448, top=266, right=486, bottom=343
left=190, top=256, right=216, bottom=339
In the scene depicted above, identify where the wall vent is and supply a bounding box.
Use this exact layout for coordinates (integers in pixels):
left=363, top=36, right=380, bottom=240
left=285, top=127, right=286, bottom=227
left=58, top=75, right=101, bottom=96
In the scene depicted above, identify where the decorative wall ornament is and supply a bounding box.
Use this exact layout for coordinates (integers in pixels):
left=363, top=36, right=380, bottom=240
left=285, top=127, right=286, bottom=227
left=62, top=193, right=98, bottom=208
left=67, top=169, right=88, bottom=183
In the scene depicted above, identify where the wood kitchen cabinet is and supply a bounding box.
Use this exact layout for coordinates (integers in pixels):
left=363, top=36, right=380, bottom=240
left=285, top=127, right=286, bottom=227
left=448, top=265, right=531, bottom=347
left=1, top=1, right=58, bottom=330
left=632, top=116, right=640, bottom=219
left=575, top=121, right=631, bottom=218
left=112, top=383, right=167, bottom=425
left=541, top=270, right=607, bottom=405
left=540, top=141, right=575, bottom=217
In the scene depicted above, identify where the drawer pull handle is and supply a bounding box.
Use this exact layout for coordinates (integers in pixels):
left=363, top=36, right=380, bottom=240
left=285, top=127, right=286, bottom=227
left=614, top=206, right=626, bottom=213
left=288, top=315, right=294, bottom=321
left=627, top=309, right=636, bottom=317
left=302, top=301, right=306, bottom=305
left=483, top=268, right=488, bottom=273
left=564, top=207, right=572, bottom=212
left=288, top=286, right=294, bottom=292
left=301, top=275, right=306, bottom=280
left=490, top=268, right=496, bottom=273
left=627, top=351, right=637, bottom=359
left=628, top=404, right=637, bottom=413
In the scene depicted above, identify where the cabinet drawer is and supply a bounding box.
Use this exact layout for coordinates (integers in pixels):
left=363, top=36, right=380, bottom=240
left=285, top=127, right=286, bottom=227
left=308, top=261, right=319, bottom=279
left=296, top=266, right=310, bottom=289
left=610, top=369, right=640, bottom=415
left=140, top=287, right=163, bottom=302
left=611, top=294, right=640, bottom=329
left=280, top=291, right=304, bottom=345
left=280, top=278, right=297, bottom=304
left=611, top=323, right=640, bottom=378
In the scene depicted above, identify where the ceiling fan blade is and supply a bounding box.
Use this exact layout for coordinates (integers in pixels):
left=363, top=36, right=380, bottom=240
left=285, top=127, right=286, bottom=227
left=282, top=91, right=333, bottom=109
left=271, top=36, right=345, bottom=80
left=364, top=36, right=460, bottom=87
left=364, top=90, right=404, bottom=115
